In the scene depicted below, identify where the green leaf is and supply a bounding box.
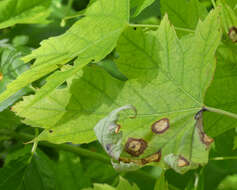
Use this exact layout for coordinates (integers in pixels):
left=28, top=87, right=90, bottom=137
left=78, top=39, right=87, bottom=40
left=234, top=136, right=237, bottom=150
left=0, top=109, right=20, bottom=129
left=217, top=174, right=237, bottom=190
left=84, top=184, right=116, bottom=190
left=204, top=41, right=237, bottom=137
left=14, top=9, right=221, bottom=174
left=131, top=0, right=155, bottom=17
left=0, top=0, right=129, bottom=104
left=0, top=47, right=32, bottom=111
left=12, top=35, right=29, bottom=47
left=0, top=0, right=51, bottom=29
left=83, top=177, right=139, bottom=190
left=116, top=176, right=140, bottom=190
left=55, top=151, right=91, bottom=190
left=97, top=58, right=128, bottom=81
left=154, top=172, right=169, bottom=190
left=4, top=145, right=32, bottom=165
left=217, top=0, right=237, bottom=34
left=0, top=151, right=56, bottom=190
left=160, top=0, right=207, bottom=29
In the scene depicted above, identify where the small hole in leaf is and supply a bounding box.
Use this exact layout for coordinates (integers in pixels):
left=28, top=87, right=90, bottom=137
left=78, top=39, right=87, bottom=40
left=133, top=27, right=137, bottom=30
left=151, top=118, right=169, bottom=134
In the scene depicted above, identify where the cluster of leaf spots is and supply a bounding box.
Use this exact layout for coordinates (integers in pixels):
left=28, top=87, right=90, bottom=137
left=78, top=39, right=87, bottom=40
left=94, top=103, right=215, bottom=173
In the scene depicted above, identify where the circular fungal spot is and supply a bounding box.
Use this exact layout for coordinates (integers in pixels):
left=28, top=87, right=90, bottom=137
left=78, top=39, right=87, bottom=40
left=178, top=156, right=189, bottom=167
left=151, top=118, right=169, bottom=134
left=125, top=138, right=147, bottom=157
left=228, top=27, right=237, bottom=43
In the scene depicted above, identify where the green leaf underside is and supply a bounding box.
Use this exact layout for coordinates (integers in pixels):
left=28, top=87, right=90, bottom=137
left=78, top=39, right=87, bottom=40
left=0, top=0, right=129, bottom=104
left=0, top=0, right=51, bottom=29
left=14, top=9, right=221, bottom=173
left=160, top=0, right=207, bottom=29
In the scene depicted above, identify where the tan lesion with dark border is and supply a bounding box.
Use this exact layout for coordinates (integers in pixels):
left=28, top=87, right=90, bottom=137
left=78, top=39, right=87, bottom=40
left=178, top=156, right=189, bottom=167
left=125, top=138, right=147, bottom=157
left=151, top=118, right=170, bottom=134
left=119, top=150, right=162, bottom=165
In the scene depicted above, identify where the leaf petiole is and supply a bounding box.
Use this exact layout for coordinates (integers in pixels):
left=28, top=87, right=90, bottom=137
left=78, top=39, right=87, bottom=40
left=205, top=106, right=237, bottom=120
left=210, top=156, right=237, bottom=160
left=128, top=23, right=195, bottom=33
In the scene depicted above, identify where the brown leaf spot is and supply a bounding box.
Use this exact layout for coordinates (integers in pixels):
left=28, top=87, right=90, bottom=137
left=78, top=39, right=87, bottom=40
left=151, top=118, right=169, bottom=134
left=228, top=27, right=237, bottom=43
left=49, top=130, right=53, bottom=133
left=119, top=157, right=143, bottom=165
left=202, top=133, right=214, bottom=146
left=119, top=151, right=161, bottom=165
left=0, top=73, right=3, bottom=81
left=143, top=150, right=162, bottom=164
left=125, top=138, right=147, bottom=157
left=178, top=156, right=189, bottom=167
left=115, top=124, right=121, bottom=134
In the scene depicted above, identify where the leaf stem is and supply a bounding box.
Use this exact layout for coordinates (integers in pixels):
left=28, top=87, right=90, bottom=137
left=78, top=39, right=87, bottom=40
left=205, top=106, right=237, bottom=120
left=31, top=128, right=39, bottom=155
left=128, top=23, right=195, bottom=33
left=211, top=0, right=216, bottom=8
left=14, top=131, right=111, bottom=163
left=210, top=156, right=237, bottom=160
